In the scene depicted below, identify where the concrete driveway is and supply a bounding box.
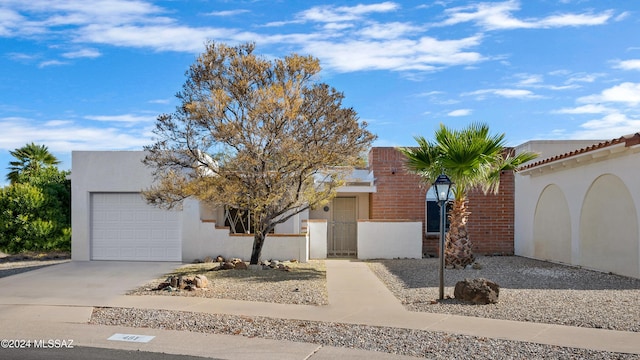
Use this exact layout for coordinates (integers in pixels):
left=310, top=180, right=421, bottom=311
left=0, top=261, right=179, bottom=306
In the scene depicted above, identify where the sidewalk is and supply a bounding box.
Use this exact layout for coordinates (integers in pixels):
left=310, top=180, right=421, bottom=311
left=1, top=259, right=639, bottom=359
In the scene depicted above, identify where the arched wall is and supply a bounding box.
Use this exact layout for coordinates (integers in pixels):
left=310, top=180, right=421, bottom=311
left=579, top=174, right=639, bottom=278
left=533, top=184, right=572, bottom=264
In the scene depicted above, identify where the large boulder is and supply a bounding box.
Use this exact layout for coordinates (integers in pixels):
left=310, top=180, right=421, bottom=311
left=454, top=278, right=500, bottom=305
left=194, top=274, right=209, bottom=288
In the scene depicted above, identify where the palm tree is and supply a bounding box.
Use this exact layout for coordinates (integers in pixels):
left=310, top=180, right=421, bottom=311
left=400, top=123, right=538, bottom=268
left=6, top=143, right=60, bottom=184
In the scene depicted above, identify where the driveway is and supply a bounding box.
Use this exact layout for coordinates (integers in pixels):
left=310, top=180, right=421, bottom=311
left=0, top=261, right=179, bottom=306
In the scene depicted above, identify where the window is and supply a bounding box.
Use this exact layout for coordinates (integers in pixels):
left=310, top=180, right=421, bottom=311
left=426, top=187, right=451, bottom=233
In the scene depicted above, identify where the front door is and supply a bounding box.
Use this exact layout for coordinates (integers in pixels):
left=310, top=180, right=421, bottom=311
left=329, top=197, right=357, bottom=257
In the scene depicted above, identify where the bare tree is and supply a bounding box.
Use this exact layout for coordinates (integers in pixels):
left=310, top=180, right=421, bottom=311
left=144, top=42, right=376, bottom=264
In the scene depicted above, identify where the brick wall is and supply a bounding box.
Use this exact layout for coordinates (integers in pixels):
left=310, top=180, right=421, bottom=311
left=368, top=147, right=515, bottom=256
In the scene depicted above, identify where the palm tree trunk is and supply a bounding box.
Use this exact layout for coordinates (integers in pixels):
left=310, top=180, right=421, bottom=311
left=445, top=197, right=475, bottom=268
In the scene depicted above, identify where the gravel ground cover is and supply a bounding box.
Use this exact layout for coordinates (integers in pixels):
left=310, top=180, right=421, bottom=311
left=128, top=260, right=328, bottom=305
left=0, top=251, right=70, bottom=278
left=90, top=307, right=640, bottom=359
left=368, top=256, right=640, bottom=332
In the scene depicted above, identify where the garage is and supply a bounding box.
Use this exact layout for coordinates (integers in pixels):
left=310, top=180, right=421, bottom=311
left=90, top=193, right=181, bottom=261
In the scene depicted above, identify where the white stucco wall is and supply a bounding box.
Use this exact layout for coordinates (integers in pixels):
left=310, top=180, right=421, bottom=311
left=515, top=143, right=640, bottom=278
left=71, top=151, right=161, bottom=261
left=307, top=220, right=328, bottom=259
left=72, top=151, right=311, bottom=262
left=357, top=220, right=422, bottom=259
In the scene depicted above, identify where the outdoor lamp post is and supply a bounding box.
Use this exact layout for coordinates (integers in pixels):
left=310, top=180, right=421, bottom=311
left=433, top=174, right=453, bottom=300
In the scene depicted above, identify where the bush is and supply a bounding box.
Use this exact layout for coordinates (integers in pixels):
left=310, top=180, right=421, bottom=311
left=0, top=168, right=71, bottom=253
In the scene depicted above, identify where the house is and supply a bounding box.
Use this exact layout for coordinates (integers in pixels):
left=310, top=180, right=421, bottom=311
left=71, top=137, right=640, bottom=279
left=514, top=134, right=640, bottom=279
left=71, top=147, right=514, bottom=263
left=71, top=150, right=422, bottom=262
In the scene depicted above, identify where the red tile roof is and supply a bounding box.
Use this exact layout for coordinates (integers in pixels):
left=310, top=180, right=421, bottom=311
left=520, top=132, right=640, bottom=170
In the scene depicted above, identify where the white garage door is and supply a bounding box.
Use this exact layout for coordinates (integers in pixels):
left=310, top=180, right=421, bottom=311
left=91, top=193, right=181, bottom=261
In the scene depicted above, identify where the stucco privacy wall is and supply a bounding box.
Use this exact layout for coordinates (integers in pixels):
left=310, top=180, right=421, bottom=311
left=368, top=147, right=517, bottom=256
left=515, top=136, right=640, bottom=278
left=181, top=198, right=308, bottom=262
left=357, top=220, right=422, bottom=259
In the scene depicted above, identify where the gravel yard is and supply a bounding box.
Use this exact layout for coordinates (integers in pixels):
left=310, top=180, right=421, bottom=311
left=368, top=256, right=640, bottom=332
left=129, top=260, right=328, bottom=305
left=90, top=307, right=640, bottom=359
left=89, top=256, right=640, bottom=359
left=0, top=251, right=70, bottom=278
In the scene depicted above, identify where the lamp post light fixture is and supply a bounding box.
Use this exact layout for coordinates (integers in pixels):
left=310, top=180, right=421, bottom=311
left=433, top=174, right=453, bottom=300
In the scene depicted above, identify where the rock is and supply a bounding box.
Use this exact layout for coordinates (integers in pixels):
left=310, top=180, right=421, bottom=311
left=222, top=262, right=235, bottom=270
left=169, top=276, right=178, bottom=288
left=277, top=264, right=291, bottom=271
left=454, top=278, right=500, bottom=305
left=185, top=284, right=197, bottom=291
left=203, top=256, right=214, bottom=263
left=177, top=276, right=186, bottom=289
left=194, top=274, right=209, bottom=288
left=290, top=259, right=298, bottom=263
left=216, top=255, right=225, bottom=262
left=192, top=258, right=203, bottom=264
left=472, top=262, right=483, bottom=270
left=234, top=261, right=248, bottom=270
left=156, top=282, right=171, bottom=290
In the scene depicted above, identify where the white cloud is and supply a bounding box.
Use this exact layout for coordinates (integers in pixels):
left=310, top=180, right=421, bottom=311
left=438, top=0, right=613, bottom=30
left=0, top=117, right=151, bottom=153
left=84, top=114, right=156, bottom=123
left=578, top=82, right=640, bottom=106
left=0, top=0, right=489, bottom=73
left=463, top=88, right=542, bottom=99
left=62, top=48, right=101, bottom=58
left=205, top=10, right=249, bottom=17
left=302, top=35, right=483, bottom=72
left=570, top=112, right=640, bottom=139
left=298, top=2, right=399, bottom=23
left=448, top=109, right=472, bottom=117
left=358, top=22, right=422, bottom=40
left=148, top=98, right=172, bottom=104
left=566, top=73, right=603, bottom=84
left=554, top=104, right=613, bottom=114
left=613, top=59, right=640, bottom=71
left=38, top=60, right=67, bottom=68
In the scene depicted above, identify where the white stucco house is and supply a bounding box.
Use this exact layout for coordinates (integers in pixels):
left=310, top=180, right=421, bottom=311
left=514, top=133, right=640, bottom=278
left=70, top=151, right=422, bottom=263
left=70, top=133, right=640, bottom=279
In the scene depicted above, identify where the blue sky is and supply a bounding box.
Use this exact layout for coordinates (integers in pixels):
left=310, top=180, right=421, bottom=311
left=1, top=0, right=639, bottom=185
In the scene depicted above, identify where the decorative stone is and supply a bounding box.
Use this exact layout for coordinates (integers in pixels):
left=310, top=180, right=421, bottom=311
left=216, top=255, right=225, bottom=262
left=169, top=276, right=178, bottom=288
left=222, top=262, right=235, bottom=270
left=454, top=278, right=500, bottom=305
left=192, top=258, right=203, bottom=264
left=234, top=261, right=248, bottom=270
left=194, top=274, right=209, bottom=288
left=203, top=256, right=214, bottom=263
left=156, top=282, right=171, bottom=290
left=472, top=262, right=483, bottom=270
